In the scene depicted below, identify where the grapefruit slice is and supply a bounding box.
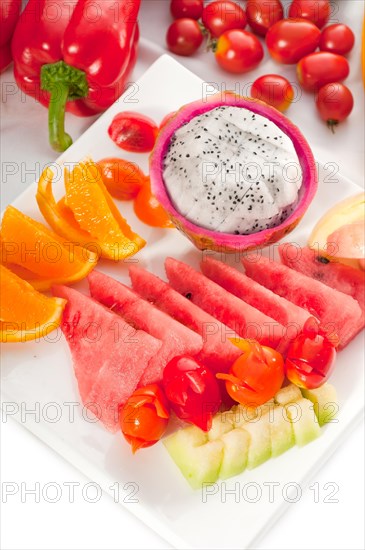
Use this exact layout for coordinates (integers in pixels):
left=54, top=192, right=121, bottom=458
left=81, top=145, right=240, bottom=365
left=88, top=270, right=203, bottom=385
left=1, top=265, right=65, bottom=343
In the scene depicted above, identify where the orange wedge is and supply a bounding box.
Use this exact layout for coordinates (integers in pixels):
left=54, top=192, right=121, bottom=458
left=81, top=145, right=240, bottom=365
left=0, top=265, right=66, bottom=343
left=36, top=161, right=146, bottom=261
left=0, top=206, right=97, bottom=287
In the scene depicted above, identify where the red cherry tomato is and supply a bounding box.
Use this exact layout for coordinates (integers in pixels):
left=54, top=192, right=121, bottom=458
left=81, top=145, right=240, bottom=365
left=97, top=158, right=147, bottom=201
left=246, top=0, right=283, bottom=37
left=297, top=52, right=350, bottom=92
left=288, top=0, right=330, bottom=28
left=170, top=0, right=204, bottom=20
left=120, top=384, right=170, bottom=453
left=166, top=18, right=204, bottom=56
left=215, top=29, right=264, bottom=73
left=202, top=0, right=247, bottom=38
left=217, top=340, right=285, bottom=407
left=108, top=112, right=159, bottom=153
left=163, top=356, right=222, bottom=431
left=266, top=18, right=320, bottom=64
left=251, top=74, right=294, bottom=112
left=319, top=24, right=355, bottom=56
left=315, top=82, right=354, bottom=131
left=134, top=177, right=175, bottom=228
left=285, top=319, right=336, bottom=389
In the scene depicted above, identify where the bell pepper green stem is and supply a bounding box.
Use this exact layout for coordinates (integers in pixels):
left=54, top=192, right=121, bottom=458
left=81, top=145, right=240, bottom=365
left=48, top=83, right=73, bottom=152
left=41, top=61, right=89, bottom=152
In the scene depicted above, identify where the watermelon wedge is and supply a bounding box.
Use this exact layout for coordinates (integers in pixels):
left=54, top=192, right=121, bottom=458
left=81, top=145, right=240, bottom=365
left=201, top=257, right=313, bottom=336
left=242, top=254, right=362, bottom=349
left=88, top=271, right=203, bottom=386
left=53, top=285, right=161, bottom=432
left=165, top=258, right=284, bottom=348
left=129, top=265, right=242, bottom=374
left=279, top=244, right=365, bottom=336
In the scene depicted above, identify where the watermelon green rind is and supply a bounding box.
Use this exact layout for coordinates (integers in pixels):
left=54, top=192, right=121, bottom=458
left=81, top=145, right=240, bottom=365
left=150, top=94, right=318, bottom=253
left=242, top=254, right=362, bottom=348
left=88, top=270, right=203, bottom=386
left=53, top=285, right=162, bottom=432
left=165, top=257, right=284, bottom=348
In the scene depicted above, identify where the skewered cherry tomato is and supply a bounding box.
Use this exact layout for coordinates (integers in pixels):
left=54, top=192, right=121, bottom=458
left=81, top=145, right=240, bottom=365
left=297, top=52, right=350, bottom=92
left=170, top=0, right=204, bottom=20
left=246, top=0, right=283, bottom=37
left=266, top=18, right=320, bottom=64
left=120, top=384, right=170, bottom=453
left=251, top=74, right=294, bottom=112
left=108, top=112, right=159, bottom=153
left=315, top=82, right=354, bottom=132
left=163, top=356, right=222, bottom=431
left=217, top=339, right=285, bottom=407
left=215, top=29, right=264, bottom=73
left=202, top=0, right=247, bottom=38
left=97, top=158, right=147, bottom=200
left=288, top=0, right=330, bottom=28
left=319, top=24, right=355, bottom=56
left=285, top=319, right=336, bottom=389
left=134, top=178, right=175, bottom=228
left=166, top=18, right=204, bottom=56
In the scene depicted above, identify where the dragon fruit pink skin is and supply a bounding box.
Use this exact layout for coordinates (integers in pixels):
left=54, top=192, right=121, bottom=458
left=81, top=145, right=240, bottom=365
left=150, top=94, right=318, bottom=252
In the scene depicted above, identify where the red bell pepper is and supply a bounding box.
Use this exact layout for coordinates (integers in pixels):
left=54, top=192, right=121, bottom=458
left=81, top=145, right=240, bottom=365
left=0, top=0, right=21, bottom=73
left=12, top=0, right=141, bottom=152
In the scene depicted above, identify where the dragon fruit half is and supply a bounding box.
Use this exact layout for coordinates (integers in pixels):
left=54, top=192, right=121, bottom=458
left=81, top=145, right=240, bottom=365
left=150, top=94, right=317, bottom=252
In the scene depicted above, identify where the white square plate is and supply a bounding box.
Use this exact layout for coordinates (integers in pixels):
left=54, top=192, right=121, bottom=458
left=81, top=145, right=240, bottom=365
left=1, top=55, right=364, bottom=549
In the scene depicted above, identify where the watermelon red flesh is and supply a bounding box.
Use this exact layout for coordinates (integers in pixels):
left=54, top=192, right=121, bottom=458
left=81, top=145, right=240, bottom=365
left=88, top=271, right=203, bottom=386
left=242, top=254, right=363, bottom=349
left=201, top=257, right=314, bottom=336
left=279, top=244, right=365, bottom=332
left=52, top=285, right=161, bottom=432
left=165, top=258, right=284, bottom=349
left=129, top=265, right=242, bottom=374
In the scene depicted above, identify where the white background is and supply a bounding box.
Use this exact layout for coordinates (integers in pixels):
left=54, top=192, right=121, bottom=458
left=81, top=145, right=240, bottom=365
left=1, top=1, right=364, bottom=549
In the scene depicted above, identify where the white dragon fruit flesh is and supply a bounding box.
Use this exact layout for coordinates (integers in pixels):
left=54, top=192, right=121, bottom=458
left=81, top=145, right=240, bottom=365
left=163, top=106, right=303, bottom=235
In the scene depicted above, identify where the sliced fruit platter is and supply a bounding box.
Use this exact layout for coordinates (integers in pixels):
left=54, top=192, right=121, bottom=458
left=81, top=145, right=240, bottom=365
left=1, top=57, right=364, bottom=549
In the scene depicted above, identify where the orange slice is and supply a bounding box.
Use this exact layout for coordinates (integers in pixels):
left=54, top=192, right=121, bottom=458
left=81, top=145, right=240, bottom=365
left=36, top=161, right=146, bottom=261
left=0, top=206, right=97, bottom=285
left=0, top=265, right=66, bottom=343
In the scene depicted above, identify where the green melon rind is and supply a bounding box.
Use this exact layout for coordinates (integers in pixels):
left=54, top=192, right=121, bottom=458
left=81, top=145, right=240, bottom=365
left=219, top=429, right=250, bottom=479
left=285, top=398, right=321, bottom=446
left=301, top=384, right=339, bottom=426
left=243, top=414, right=272, bottom=469
left=267, top=405, right=295, bottom=457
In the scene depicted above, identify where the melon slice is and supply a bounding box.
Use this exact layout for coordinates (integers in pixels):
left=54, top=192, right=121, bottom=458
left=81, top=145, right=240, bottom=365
left=242, top=254, right=362, bottom=348
left=279, top=244, right=365, bottom=336
left=243, top=414, right=272, bottom=469
left=129, top=265, right=241, bottom=374
left=88, top=270, right=203, bottom=386
left=274, top=384, right=302, bottom=406
left=267, top=406, right=295, bottom=457
left=285, top=398, right=321, bottom=446
left=163, top=425, right=224, bottom=489
left=201, top=257, right=313, bottom=335
left=53, top=285, right=161, bottom=432
left=165, top=258, right=284, bottom=348
left=219, top=429, right=250, bottom=480
left=301, top=383, right=338, bottom=426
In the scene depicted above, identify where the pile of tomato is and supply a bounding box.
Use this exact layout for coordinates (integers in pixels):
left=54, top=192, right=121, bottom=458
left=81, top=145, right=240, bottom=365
left=119, top=319, right=337, bottom=453
left=166, top=0, right=355, bottom=129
